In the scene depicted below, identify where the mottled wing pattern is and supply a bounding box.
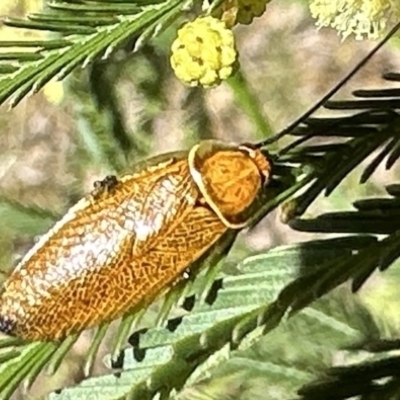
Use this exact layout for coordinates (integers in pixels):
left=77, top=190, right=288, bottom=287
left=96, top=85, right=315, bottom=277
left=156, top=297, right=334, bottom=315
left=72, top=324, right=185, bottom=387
left=87, top=204, right=227, bottom=324
left=123, top=159, right=198, bottom=253
left=0, top=158, right=224, bottom=341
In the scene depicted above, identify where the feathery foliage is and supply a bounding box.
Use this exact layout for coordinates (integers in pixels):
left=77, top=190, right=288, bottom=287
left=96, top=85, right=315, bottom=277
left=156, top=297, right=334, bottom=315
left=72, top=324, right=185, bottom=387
left=0, top=1, right=400, bottom=400
left=0, top=0, right=189, bottom=107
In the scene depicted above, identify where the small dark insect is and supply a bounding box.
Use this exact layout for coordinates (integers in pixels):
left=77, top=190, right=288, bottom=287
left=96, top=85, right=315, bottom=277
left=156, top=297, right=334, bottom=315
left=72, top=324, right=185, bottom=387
left=91, top=175, right=119, bottom=199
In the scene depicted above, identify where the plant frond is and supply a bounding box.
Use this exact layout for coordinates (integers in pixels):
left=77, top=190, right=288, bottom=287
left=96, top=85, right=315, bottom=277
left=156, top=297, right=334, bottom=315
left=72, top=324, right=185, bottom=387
left=289, top=184, right=400, bottom=299
left=275, top=71, right=400, bottom=220
left=181, top=291, right=384, bottom=400
left=49, top=237, right=378, bottom=400
left=299, top=354, right=400, bottom=400
left=0, top=0, right=187, bottom=107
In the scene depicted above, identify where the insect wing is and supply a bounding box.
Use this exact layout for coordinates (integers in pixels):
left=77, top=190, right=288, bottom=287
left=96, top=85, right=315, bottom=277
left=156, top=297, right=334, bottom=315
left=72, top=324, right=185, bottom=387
left=101, top=203, right=228, bottom=324
left=127, top=160, right=198, bottom=253
left=0, top=158, right=200, bottom=340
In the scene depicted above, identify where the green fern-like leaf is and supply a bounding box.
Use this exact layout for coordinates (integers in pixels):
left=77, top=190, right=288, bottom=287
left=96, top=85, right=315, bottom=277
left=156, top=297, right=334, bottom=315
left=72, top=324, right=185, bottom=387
left=47, top=236, right=377, bottom=400
left=1, top=17, right=400, bottom=400
left=0, top=0, right=187, bottom=106
left=52, top=261, right=386, bottom=400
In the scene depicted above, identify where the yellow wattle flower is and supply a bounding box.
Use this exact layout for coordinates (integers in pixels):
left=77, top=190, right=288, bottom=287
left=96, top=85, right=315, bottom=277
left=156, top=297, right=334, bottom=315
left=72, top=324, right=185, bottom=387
left=170, top=16, right=238, bottom=88
left=309, top=0, right=400, bottom=40
left=212, top=0, right=271, bottom=27
left=43, top=81, right=64, bottom=105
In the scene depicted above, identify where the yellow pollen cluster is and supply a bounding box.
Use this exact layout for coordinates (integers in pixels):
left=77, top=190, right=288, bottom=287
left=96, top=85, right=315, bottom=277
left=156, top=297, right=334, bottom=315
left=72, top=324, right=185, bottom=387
left=309, top=0, right=399, bottom=40
left=170, top=16, right=238, bottom=88
left=212, top=0, right=271, bottom=27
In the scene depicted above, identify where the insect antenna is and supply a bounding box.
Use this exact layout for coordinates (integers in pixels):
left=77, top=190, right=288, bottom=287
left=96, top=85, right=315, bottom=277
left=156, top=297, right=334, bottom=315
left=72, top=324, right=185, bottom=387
left=253, top=21, right=400, bottom=152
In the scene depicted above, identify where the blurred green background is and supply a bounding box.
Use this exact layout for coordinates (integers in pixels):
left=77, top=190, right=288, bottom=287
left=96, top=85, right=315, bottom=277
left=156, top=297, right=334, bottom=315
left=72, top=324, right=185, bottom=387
left=1, top=0, right=400, bottom=399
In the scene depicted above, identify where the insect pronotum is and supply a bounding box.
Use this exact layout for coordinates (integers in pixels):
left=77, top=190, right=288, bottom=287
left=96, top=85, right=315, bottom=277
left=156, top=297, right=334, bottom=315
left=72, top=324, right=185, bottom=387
left=0, top=140, right=272, bottom=341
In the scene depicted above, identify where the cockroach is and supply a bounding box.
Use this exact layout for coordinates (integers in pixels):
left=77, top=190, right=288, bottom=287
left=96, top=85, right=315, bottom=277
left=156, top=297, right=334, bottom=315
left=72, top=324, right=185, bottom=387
left=0, top=140, right=272, bottom=342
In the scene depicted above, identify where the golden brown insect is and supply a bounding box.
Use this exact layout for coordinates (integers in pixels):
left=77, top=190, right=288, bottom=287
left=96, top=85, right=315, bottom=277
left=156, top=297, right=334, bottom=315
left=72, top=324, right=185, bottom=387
left=0, top=140, right=271, bottom=342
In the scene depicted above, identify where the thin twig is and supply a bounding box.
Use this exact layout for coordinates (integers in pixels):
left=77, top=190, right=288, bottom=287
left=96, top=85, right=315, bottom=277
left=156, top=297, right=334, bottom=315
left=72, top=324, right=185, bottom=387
left=255, top=22, right=400, bottom=149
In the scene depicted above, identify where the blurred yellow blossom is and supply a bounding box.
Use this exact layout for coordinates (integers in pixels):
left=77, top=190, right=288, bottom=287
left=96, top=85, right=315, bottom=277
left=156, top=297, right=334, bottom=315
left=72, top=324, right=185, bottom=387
left=309, top=0, right=400, bottom=40
left=43, top=81, right=65, bottom=105
left=0, top=0, right=44, bottom=39
left=170, top=16, right=238, bottom=88
left=212, top=0, right=271, bottom=27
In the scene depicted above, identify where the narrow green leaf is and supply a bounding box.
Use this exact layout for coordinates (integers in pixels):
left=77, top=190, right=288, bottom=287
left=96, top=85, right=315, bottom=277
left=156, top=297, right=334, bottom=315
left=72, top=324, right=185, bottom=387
left=386, top=183, right=400, bottom=197
left=227, top=69, right=273, bottom=140
left=353, top=87, right=400, bottom=98
left=84, top=326, right=109, bottom=377
left=3, top=18, right=98, bottom=34
left=289, top=212, right=400, bottom=234
left=325, top=98, right=400, bottom=110
left=361, top=137, right=399, bottom=182
left=24, top=343, right=58, bottom=390
left=0, top=65, right=19, bottom=74
left=48, top=1, right=141, bottom=14
left=386, top=137, right=400, bottom=168
left=0, top=350, right=21, bottom=364
left=0, top=337, right=24, bottom=349
left=110, top=312, right=140, bottom=363
left=46, top=334, right=79, bottom=376
left=0, top=53, right=43, bottom=61
left=28, top=13, right=120, bottom=27
left=0, top=40, right=71, bottom=49
left=353, top=197, right=400, bottom=211
left=298, top=355, right=400, bottom=400
left=0, top=342, right=50, bottom=399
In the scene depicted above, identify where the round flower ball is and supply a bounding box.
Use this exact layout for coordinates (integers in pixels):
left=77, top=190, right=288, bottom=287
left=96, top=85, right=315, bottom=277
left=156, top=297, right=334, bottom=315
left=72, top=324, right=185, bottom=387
left=170, top=16, right=238, bottom=88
